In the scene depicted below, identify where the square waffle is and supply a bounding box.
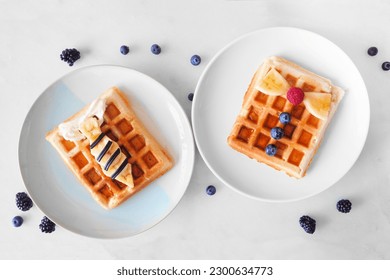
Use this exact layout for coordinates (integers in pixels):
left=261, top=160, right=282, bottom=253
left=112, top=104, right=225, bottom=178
left=227, top=56, right=344, bottom=178
left=46, top=87, right=173, bottom=209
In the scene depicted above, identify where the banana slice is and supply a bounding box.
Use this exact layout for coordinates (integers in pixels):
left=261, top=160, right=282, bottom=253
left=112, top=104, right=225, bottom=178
left=303, top=92, right=332, bottom=120
left=255, top=68, right=290, bottom=96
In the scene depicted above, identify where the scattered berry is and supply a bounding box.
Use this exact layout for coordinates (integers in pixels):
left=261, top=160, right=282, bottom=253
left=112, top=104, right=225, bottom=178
left=120, top=45, right=130, bottom=55
left=12, top=216, right=23, bottom=227
left=287, top=87, right=305, bottom=106
left=279, top=112, right=291, bottom=124
left=16, top=192, right=33, bottom=212
left=337, top=199, right=352, bottom=213
left=188, top=93, right=194, bottom=101
left=206, top=185, right=216, bottom=195
left=265, top=144, right=277, bottom=156
left=60, top=48, right=80, bottom=66
left=39, top=216, right=56, bottom=233
left=382, top=61, right=390, bottom=71
left=299, top=215, right=316, bottom=234
left=270, top=127, right=284, bottom=140
left=151, top=44, right=161, bottom=55
left=190, top=55, right=201, bottom=66
left=367, top=47, right=378, bottom=56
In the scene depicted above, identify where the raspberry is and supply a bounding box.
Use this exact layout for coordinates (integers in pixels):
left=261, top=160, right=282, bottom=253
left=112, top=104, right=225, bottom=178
left=287, top=87, right=305, bottom=105
left=299, top=215, right=316, bottom=234
left=39, top=216, right=56, bottom=233
left=16, top=192, right=33, bottom=211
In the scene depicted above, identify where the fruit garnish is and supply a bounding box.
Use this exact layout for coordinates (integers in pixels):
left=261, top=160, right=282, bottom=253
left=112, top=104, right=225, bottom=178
left=303, top=92, right=332, bottom=120
left=337, top=199, right=352, bottom=213
left=270, top=127, right=284, bottom=140
left=151, top=44, right=161, bottom=55
left=256, top=68, right=290, bottom=96
left=367, top=46, right=378, bottom=56
left=39, top=216, right=56, bottom=233
left=120, top=45, right=129, bottom=55
left=190, top=55, right=201, bottom=66
left=382, top=61, right=390, bottom=71
left=206, top=185, right=216, bottom=195
left=279, top=112, right=291, bottom=124
left=299, top=215, right=316, bottom=234
left=265, top=144, right=277, bottom=156
left=12, top=216, right=23, bottom=227
left=287, top=87, right=305, bottom=105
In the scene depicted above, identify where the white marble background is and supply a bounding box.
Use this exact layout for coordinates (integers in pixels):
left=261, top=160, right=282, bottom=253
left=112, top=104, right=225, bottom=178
left=1, top=0, right=389, bottom=259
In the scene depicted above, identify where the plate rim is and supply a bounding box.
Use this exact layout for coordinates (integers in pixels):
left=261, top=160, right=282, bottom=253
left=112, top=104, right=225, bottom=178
left=192, top=26, right=370, bottom=202
left=18, top=64, right=195, bottom=239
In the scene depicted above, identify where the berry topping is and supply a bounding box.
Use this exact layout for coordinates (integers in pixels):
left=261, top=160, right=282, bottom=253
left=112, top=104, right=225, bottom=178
left=270, top=127, right=284, bottom=140
left=16, top=192, right=33, bottom=212
left=151, top=44, right=161, bottom=55
left=287, top=87, right=305, bottom=105
left=336, top=199, right=352, bottom=213
left=60, top=48, right=80, bottom=66
left=279, top=112, right=291, bottom=124
left=265, top=144, right=277, bottom=156
left=188, top=93, right=194, bottom=101
left=190, top=55, right=201, bottom=66
left=39, top=216, right=56, bottom=233
left=299, top=215, right=316, bottom=234
left=382, top=61, right=390, bottom=71
left=367, top=46, right=378, bottom=56
left=206, top=185, right=216, bottom=195
left=12, top=216, right=23, bottom=227
left=120, top=45, right=129, bottom=55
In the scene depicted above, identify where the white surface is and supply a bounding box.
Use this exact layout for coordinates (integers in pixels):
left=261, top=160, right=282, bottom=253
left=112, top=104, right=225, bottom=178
left=19, top=65, right=194, bottom=238
left=1, top=0, right=390, bottom=259
left=192, top=27, right=369, bottom=202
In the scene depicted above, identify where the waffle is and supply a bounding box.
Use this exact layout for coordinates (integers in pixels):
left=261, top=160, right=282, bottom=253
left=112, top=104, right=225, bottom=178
left=227, top=56, right=344, bottom=178
left=46, top=87, right=173, bottom=209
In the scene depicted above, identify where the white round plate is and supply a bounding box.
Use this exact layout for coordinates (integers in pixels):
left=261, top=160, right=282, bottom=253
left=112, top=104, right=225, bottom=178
left=192, top=27, right=369, bottom=202
left=19, top=65, right=195, bottom=238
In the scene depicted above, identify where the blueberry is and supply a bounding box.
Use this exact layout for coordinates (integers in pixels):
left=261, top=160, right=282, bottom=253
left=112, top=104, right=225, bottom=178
left=367, top=47, right=378, bottom=56
left=190, top=55, right=201, bottom=66
left=151, top=44, right=161, bottom=55
left=382, top=61, right=390, bottom=71
left=188, top=93, right=194, bottom=101
left=120, top=45, right=129, bottom=55
left=12, top=216, right=23, bottom=227
left=279, top=112, right=291, bottom=124
left=270, top=127, right=284, bottom=140
left=206, top=185, right=216, bottom=195
left=265, top=144, right=277, bottom=156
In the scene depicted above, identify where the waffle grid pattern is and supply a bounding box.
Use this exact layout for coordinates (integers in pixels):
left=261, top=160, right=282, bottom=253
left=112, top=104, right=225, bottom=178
left=228, top=63, right=329, bottom=178
left=47, top=88, right=173, bottom=209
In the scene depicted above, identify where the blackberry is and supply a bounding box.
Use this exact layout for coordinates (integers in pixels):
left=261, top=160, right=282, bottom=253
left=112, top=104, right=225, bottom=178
left=188, top=93, right=194, bottom=101
left=60, top=48, right=81, bottom=66
left=16, top=192, right=33, bottom=211
left=39, top=216, right=56, bottom=233
left=337, top=199, right=352, bottom=213
left=299, top=215, right=316, bottom=234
